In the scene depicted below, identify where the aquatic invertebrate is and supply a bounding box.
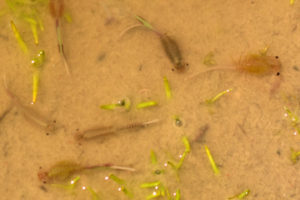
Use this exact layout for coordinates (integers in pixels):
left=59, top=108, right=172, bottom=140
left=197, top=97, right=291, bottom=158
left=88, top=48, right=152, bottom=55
left=75, top=119, right=160, bottom=140
left=120, top=16, right=187, bottom=72
left=49, top=0, right=70, bottom=74
left=38, top=160, right=135, bottom=183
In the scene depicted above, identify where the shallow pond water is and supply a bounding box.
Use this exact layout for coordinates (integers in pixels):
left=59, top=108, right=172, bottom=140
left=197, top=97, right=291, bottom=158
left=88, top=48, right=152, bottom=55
left=1, top=0, right=300, bottom=199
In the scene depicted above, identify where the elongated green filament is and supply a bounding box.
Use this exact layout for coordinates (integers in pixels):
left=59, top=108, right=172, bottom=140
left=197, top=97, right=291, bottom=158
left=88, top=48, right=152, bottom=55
left=24, top=17, right=39, bottom=44
left=150, top=150, right=158, bottom=164
left=140, top=181, right=161, bottom=188
left=31, top=50, right=45, bottom=104
left=175, top=189, right=181, bottom=200
left=204, top=145, right=220, bottom=175
left=32, top=72, right=39, bottom=104
left=146, top=191, right=161, bottom=199
left=136, top=15, right=154, bottom=30
left=108, top=174, right=133, bottom=198
left=206, top=88, right=233, bottom=104
left=51, top=176, right=80, bottom=190
left=100, top=104, right=117, bottom=110
left=86, top=186, right=101, bottom=200
left=137, top=101, right=158, bottom=109
left=228, top=189, right=250, bottom=199
left=10, top=20, right=28, bottom=53
left=182, top=136, right=190, bottom=153
left=163, top=76, right=172, bottom=99
left=109, top=174, right=125, bottom=185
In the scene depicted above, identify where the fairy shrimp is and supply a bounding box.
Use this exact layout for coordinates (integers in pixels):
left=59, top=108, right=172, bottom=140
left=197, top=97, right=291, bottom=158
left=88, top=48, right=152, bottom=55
left=191, top=53, right=281, bottom=78
left=188, top=53, right=282, bottom=93
left=234, top=54, right=281, bottom=76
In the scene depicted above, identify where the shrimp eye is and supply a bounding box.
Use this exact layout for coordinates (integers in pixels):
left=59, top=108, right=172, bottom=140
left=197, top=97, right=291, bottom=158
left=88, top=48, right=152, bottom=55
left=275, top=56, right=279, bottom=59
left=276, top=72, right=280, bottom=76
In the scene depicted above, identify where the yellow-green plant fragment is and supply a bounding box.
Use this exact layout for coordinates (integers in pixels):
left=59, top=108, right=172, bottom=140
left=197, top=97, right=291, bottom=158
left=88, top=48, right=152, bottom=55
left=150, top=150, right=158, bottom=164
left=31, top=50, right=45, bottom=104
left=175, top=189, right=181, bottom=200
left=163, top=76, right=172, bottom=99
left=259, top=46, right=269, bottom=56
left=32, top=71, right=40, bottom=104
left=51, top=176, right=81, bottom=190
left=23, top=16, right=39, bottom=44
left=109, top=174, right=125, bottom=185
left=100, top=98, right=131, bottom=110
left=100, top=104, right=117, bottom=110
left=203, top=52, right=216, bottom=66
left=204, top=145, right=220, bottom=175
left=283, top=106, right=300, bottom=134
left=64, top=12, right=72, bottom=23
left=10, top=20, right=28, bottom=53
left=120, top=186, right=134, bottom=198
left=136, top=15, right=154, bottom=30
left=206, top=88, right=233, bottom=104
left=290, top=0, right=295, bottom=5
left=228, top=189, right=250, bottom=199
left=140, top=181, right=161, bottom=188
left=291, top=148, right=300, bottom=164
left=31, top=50, right=45, bottom=68
left=137, top=101, right=158, bottom=109
left=182, top=136, right=190, bottom=153
left=87, top=186, right=101, bottom=200
left=146, top=191, right=161, bottom=199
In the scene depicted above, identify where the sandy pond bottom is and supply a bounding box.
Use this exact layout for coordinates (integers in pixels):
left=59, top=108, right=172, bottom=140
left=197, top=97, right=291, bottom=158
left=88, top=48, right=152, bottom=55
left=1, top=0, right=300, bottom=199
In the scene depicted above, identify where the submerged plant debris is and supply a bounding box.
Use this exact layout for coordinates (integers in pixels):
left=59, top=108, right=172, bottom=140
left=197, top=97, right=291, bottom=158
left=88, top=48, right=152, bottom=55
left=5, top=0, right=47, bottom=45
left=228, top=189, right=250, bottom=199
left=204, top=145, right=220, bottom=175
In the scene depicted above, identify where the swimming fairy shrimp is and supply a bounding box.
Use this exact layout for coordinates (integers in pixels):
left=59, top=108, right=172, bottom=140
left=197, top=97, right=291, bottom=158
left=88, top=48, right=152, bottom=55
left=189, top=52, right=282, bottom=93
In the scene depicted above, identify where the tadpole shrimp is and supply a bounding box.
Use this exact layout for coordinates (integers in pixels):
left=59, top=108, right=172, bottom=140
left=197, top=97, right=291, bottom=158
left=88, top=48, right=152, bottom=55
left=189, top=52, right=282, bottom=92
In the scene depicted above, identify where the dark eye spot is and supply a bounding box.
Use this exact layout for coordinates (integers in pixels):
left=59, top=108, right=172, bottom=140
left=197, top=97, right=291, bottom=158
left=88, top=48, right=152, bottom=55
left=171, top=68, right=175, bottom=72
left=275, top=56, right=279, bottom=59
left=276, top=72, right=280, bottom=76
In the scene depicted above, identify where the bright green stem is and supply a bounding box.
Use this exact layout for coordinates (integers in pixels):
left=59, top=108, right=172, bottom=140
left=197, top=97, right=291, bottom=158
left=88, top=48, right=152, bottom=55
left=10, top=20, right=28, bottom=54
left=204, top=145, right=220, bottom=175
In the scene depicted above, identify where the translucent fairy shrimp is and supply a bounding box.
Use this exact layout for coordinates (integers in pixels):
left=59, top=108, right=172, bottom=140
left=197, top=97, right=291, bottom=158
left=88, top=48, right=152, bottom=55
left=191, top=53, right=281, bottom=78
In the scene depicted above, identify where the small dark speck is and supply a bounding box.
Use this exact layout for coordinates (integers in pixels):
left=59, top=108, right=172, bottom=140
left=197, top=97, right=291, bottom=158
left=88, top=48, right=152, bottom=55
left=276, top=149, right=281, bottom=156
left=171, top=68, right=175, bottom=72
left=46, top=133, right=50, bottom=136
left=2, top=142, right=9, bottom=157
left=40, top=185, right=48, bottom=192
left=293, top=66, right=299, bottom=71
left=275, top=56, right=279, bottom=59
left=98, top=53, right=106, bottom=62
left=138, top=65, right=143, bottom=71
left=276, top=72, right=280, bottom=76
left=290, top=194, right=296, bottom=198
